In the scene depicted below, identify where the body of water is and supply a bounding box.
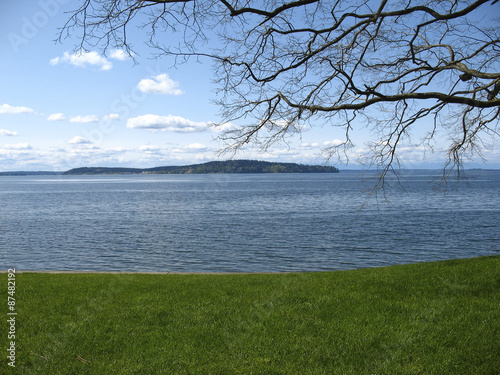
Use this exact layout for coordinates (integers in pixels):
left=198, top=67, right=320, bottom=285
left=1, top=170, right=499, bottom=272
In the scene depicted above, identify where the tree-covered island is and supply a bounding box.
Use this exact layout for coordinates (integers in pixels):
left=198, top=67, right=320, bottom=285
left=64, top=160, right=339, bottom=175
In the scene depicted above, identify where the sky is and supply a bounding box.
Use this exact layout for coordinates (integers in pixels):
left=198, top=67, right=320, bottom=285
left=0, top=0, right=499, bottom=172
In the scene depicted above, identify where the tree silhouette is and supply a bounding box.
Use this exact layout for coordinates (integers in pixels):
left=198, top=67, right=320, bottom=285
left=61, top=0, right=500, bottom=179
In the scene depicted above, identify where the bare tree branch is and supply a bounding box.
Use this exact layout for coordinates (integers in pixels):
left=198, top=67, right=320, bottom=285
left=60, top=0, right=500, bottom=182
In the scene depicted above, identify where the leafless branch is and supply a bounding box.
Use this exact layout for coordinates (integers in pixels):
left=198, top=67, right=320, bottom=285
left=61, top=0, right=500, bottom=183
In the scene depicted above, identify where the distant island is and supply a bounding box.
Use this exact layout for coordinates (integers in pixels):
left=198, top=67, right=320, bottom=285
left=0, top=160, right=339, bottom=176
left=64, top=160, right=339, bottom=175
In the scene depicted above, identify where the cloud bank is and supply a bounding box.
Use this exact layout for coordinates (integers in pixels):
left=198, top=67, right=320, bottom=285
left=3, top=143, right=32, bottom=150
left=127, top=114, right=209, bottom=133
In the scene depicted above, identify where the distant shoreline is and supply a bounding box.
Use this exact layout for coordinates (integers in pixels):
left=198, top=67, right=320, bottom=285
left=0, top=159, right=339, bottom=176
left=2, top=167, right=499, bottom=176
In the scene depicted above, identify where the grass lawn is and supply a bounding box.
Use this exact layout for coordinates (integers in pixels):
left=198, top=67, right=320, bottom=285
left=6, top=255, right=500, bottom=374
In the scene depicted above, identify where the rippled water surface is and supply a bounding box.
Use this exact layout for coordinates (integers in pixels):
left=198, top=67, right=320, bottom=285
left=1, top=171, right=499, bottom=272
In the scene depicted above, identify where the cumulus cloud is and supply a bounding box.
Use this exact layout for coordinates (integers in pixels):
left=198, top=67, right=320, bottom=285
left=103, top=113, right=120, bottom=121
left=47, top=113, right=66, bottom=121
left=50, top=51, right=113, bottom=71
left=184, top=143, right=208, bottom=151
left=68, top=136, right=92, bottom=144
left=0, top=104, right=34, bottom=114
left=137, top=74, right=184, bottom=95
left=0, top=129, right=18, bottom=136
left=127, top=114, right=209, bottom=133
left=109, top=49, right=130, bottom=61
left=211, top=122, right=238, bottom=133
left=70, top=115, right=99, bottom=123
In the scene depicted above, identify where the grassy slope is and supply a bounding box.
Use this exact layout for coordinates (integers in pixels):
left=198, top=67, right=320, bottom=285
left=10, top=256, right=500, bottom=374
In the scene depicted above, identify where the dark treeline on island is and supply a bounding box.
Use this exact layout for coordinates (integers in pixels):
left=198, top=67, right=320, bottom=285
left=64, top=160, right=339, bottom=175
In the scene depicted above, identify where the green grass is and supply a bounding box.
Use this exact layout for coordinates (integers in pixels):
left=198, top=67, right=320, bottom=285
left=6, top=256, right=500, bottom=374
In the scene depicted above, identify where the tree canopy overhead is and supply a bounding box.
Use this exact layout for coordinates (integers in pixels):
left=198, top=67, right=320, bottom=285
left=62, top=0, right=500, bottom=176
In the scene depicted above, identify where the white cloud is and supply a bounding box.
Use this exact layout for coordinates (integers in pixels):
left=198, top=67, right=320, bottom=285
left=49, top=147, right=66, bottom=152
left=137, top=74, right=184, bottom=95
left=103, top=113, right=120, bottom=121
left=68, top=136, right=92, bottom=144
left=0, top=104, right=34, bottom=114
left=139, top=145, right=160, bottom=151
left=50, top=51, right=113, bottom=71
left=323, top=140, right=345, bottom=147
left=211, top=122, right=237, bottom=133
left=68, top=145, right=101, bottom=153
left=184, top=143, right=208, bottom=151
left=3, top=143, right=32, bottom=150
left=127, top=114, right=209, bottom=133
left=47, top=113, right=66, bottom=121
left=109, top=49, right=130, bottom=61
left=70, top=115, right=99, bottom=123
left=0, top=129, right=18, bottom=136
left=138, top=147, right=155, bottom=155
left=300, top=142, right=320, bottom=149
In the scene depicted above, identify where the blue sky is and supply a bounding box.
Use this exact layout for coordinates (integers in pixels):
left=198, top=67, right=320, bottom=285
left=1, top=0, right=499, bottom=171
